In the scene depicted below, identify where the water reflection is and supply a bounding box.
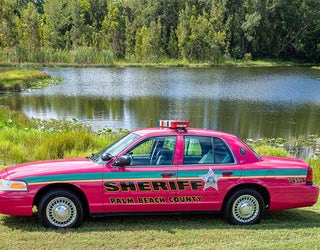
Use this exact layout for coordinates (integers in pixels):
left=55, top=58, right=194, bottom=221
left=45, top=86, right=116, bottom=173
left=1, top=66, right=320, bottom=138
left=3, top=94, right=320, bottom=138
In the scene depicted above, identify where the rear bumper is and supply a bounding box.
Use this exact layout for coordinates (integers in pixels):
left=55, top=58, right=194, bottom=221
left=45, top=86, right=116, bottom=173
left=269, top=185, right=319, bottom=211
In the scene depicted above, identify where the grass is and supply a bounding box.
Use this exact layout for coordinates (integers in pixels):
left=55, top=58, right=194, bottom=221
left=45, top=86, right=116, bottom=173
left=0, top=202, right=319, bottom=249
left=0, top=69, right=60, bottom=91
left=0, top=107, right=319, bottom=249
left=1, top=57, right=316, bottom=69
left=312, top=66, right=320, bottom=79
left=114, top=59, right=296, bottom=68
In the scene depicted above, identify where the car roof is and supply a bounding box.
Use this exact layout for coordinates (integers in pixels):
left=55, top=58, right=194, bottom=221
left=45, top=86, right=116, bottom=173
left=132, top=127, right=238, bottom=139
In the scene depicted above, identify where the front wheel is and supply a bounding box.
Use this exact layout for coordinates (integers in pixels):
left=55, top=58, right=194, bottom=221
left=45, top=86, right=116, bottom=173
left=224, top=189, right=265, bottom=225
left=38, top=189, right=84, bottom=229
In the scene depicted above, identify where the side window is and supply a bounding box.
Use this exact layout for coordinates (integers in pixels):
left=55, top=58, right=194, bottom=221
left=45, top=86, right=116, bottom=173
left=184, top=136, right=213, bottom=164
left=183, top=136, right=234, bottom=165
left=213, top=137, right=234, bottom=164
left=126, top=136, right=176, bottom=166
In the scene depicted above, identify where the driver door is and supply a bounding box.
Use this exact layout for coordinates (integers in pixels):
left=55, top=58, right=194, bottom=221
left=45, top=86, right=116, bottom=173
left=103, top=136, right=177, bottom=213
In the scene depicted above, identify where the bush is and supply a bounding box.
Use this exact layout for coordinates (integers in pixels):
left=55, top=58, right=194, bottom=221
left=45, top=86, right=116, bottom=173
left=0, top=107, right=125, bottom=165
left=254, top=145, right=290, bottom=158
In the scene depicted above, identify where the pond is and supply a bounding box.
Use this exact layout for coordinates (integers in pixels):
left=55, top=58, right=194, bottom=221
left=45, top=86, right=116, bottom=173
left=1, top=66, right=320, bottom=139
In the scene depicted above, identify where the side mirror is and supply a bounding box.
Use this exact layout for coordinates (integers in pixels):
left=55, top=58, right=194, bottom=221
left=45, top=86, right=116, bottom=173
left=101, top=152, right=113, bottom=161
left=114, top=155, right=131, bottom=167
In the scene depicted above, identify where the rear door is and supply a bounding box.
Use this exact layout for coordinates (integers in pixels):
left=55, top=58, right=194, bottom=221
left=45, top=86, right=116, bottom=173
left=177, top=135, right=241, bottom=211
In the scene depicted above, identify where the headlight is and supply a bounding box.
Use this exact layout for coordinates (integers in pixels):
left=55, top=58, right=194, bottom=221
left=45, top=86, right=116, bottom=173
left=0, top=179, right=28, bottom=191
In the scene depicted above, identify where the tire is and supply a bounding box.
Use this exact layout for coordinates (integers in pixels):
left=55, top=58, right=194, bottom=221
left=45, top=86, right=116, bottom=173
left=224, top=188, right=265, bottom=225
left=38, top=189, right=84, bottom=229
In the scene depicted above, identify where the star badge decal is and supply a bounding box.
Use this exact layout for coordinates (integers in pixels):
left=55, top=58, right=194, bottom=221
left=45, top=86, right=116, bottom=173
left=200, top=168, right=222, bottom=191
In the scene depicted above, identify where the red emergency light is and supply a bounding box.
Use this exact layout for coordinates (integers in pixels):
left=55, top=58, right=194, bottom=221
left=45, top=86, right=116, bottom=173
left=158, top=120, right=190, bottom=129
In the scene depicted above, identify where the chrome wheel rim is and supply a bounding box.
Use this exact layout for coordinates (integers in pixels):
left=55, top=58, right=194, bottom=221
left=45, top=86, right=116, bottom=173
left=46, top=197, right=77, bottom=228
left=232, top=194, right=259, bottom=223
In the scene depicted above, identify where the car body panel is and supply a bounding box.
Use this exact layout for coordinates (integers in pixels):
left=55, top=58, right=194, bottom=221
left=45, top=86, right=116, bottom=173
left=102, top=165, right=177, bottom=212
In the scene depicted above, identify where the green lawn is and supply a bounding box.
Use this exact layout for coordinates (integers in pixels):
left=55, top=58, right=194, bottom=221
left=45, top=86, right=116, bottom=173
left=0, top=201, right=319, bottom=249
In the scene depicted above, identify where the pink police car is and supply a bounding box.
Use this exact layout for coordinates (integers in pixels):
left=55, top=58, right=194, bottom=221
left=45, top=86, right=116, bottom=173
left=0, top=120, right=318, bottom=228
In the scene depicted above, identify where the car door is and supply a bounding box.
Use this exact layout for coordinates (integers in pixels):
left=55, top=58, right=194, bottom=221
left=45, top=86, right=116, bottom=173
left=177, top=135, right=241, bottom=211
left=103, top=135, right=177, bottom=213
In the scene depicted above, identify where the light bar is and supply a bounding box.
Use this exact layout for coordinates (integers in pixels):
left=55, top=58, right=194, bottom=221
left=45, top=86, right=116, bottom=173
left=158, top=120, right=190, bottom=129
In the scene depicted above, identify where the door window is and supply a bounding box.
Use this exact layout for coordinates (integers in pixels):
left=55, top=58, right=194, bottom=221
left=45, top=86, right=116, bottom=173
left=183, top=136, right=234, bottom=164
left=125, top=136, right=176, bottom=166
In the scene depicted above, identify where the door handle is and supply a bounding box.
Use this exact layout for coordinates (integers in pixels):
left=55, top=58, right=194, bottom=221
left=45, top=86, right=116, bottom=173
left=222, top=171, right=234, bottom=177
left=161, top=172, right=176, bottom=178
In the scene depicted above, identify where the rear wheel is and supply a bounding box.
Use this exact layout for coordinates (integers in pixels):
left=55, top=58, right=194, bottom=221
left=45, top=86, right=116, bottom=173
left=38, top=189, right=84, bottom=229
left=224, top=189, right=265, bottom=225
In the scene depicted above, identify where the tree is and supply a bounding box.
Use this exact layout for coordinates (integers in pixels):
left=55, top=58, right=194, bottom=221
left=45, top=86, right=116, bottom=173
left=176, top=4, right=193, bottom=60
left=273, top=0, right=320, bottom=59
left=134, top=26, right=150, bottom=61
left=167, top=27, right=179, bottom=58
left=101, top=0, right=125, bottom=58
left=42, top=0, right=73, bottom=49
left=209, top=0, right=227, bottom=61
left=177, top=1, right=226, bottom=61
left=0, top=0, right=20, bottom=48
left=189, top=11, right=212, bottom=60
left=1, top=0, right=319, bottom=63
left=134, top=21, right=163, bottom=62
left=70, top=0, right=92, bottom=47
left=20, top=3, right=40, bottom=55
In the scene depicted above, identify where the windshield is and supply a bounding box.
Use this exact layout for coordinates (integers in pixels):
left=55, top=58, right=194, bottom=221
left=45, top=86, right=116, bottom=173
left=89, top=133, right=140, bottom=163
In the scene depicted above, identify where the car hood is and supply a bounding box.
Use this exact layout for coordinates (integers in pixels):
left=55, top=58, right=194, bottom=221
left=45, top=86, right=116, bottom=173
left=3, top=158, right=101, bottom=180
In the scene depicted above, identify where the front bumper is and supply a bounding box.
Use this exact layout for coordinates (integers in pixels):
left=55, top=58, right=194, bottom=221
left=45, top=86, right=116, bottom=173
left=0, top=191, right=33, bottom=216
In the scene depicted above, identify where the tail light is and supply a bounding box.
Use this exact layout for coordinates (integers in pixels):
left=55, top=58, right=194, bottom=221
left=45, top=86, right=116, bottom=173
left=306, top=166, right=313, bottom=185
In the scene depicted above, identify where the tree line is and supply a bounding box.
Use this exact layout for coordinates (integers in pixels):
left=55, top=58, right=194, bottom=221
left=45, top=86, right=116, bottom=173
left=0, top=0, right=319, bottom=64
